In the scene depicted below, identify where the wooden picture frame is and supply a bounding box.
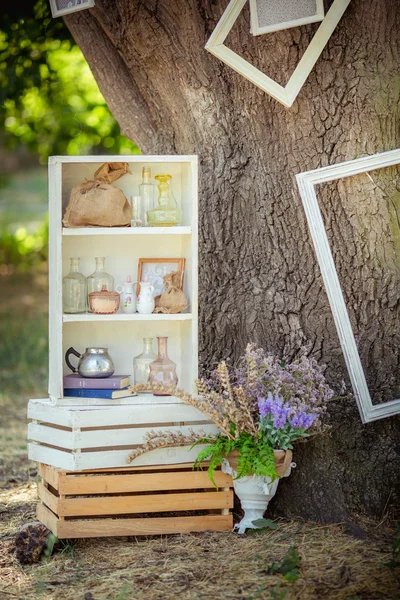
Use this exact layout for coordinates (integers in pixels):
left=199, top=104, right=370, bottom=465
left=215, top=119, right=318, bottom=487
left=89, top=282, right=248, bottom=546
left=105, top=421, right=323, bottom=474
left=296, top=148, right=400, bottom=424
left=49, top=0, right=95, bottom=18
left=137, top=258, right=186, bottom=297
left=205, top=0, right=352, bottom=107
left=249, top=0, right=325, bottom=36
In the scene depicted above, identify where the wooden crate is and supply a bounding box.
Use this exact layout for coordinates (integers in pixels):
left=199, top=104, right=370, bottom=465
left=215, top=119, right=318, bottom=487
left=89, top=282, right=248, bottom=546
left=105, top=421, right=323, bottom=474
left=28, top=398, right=217, bottom=471
left=37, top=462, right=234, bottom=538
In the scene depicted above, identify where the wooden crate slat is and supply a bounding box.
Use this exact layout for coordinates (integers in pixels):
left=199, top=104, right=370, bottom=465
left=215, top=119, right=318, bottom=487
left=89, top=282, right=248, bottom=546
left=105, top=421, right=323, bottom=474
left=72, top=423, right=217, bottom=449
left=38, top=463, right=61, bottom=490
left=70, top=404, right=209, bottom=428
left=58, top=490, right=233, bottom=517
left=28, top=400, right=73, bottom=427
left=56, top=515, right=233, bottom=538
left=60, top=469, right=232, bottom=495
left=38, top=483, right=59, bottom=514
left=29, top=423, right=74, bottom=449
left=29, top=444, right=76, bottom=470
left=37, top=503, right=59, bottom=537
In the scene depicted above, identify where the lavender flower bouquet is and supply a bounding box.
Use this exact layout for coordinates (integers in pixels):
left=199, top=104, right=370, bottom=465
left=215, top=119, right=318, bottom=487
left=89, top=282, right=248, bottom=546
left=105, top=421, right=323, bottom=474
left=128, top=344, right=334, bottom=487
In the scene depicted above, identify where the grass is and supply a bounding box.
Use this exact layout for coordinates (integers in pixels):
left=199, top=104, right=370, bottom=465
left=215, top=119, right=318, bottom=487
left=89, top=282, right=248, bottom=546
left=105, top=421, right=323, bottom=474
left=0, top=270, right=399, bottom=599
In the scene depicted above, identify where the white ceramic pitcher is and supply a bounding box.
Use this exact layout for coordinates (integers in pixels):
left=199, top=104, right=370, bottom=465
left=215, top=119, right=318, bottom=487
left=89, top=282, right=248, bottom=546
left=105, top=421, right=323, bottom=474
left=137, top=281, right=155, bottom=314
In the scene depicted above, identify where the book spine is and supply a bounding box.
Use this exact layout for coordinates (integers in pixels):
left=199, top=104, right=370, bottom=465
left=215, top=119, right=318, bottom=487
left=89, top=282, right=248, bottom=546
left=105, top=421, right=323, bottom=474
left=63, top=378, right=125, bottom=389
left=63, top=388, right=115, bottom=398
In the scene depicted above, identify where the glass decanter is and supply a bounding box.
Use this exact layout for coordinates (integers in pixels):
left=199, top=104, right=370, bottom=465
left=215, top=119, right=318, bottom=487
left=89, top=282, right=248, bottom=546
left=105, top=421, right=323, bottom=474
left=146, top=174, right=182, bottom=227
left=148, top=336, right=178, bottom=395
left=133, top=338, right=157, bottom=386
left=87, top=257, right=114, bottom=312
left=139, top=167, right=155, bottom=226
left=62, top=258, right=87, bottom=314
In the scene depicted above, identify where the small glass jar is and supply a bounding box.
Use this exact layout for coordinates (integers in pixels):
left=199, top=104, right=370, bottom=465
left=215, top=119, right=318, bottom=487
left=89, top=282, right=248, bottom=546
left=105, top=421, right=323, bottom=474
left=89, top=285, right=120, bottom=314
left=63, top=258, right=87, bottom=314
left=133, top=338, right=157, bottom=386
left=139, top=167, right=155, bottom=226
left=148, top=336, right=178, bottom=395
left=130, top=195, right=143, bottom=227
left=87, top=257, right=114, bottom=312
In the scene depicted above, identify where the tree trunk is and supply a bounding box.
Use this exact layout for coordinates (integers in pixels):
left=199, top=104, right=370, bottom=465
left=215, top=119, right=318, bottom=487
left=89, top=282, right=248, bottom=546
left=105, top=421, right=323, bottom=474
left=64, top=0, right=400, bottom=523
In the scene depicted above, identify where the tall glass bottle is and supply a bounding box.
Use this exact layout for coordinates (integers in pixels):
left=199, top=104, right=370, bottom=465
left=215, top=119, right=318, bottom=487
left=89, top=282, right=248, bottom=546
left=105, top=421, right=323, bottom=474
left=87, top=257, right=114, bottom=312
left=133, top=338, right=157, bottom=386
left=63, top=258, right=87, bottom=314
left=147, top=174, right=182, bottom=227
left=148, top=336, right=178, bottom=395
left=139, top=167, right=155, bottom=226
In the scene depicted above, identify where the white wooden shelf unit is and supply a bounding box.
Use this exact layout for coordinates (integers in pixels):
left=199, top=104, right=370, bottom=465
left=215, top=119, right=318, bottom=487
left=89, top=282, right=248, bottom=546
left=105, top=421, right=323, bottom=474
left=48, top=155, right=199, bottom=405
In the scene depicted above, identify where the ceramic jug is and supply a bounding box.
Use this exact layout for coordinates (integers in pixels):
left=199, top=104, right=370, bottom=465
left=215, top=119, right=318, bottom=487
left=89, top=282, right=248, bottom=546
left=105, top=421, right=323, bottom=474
left=137, top=281, right=155, bottom=314
left=116, top=275, right=137, bottom=314
left=65, top=347, right=115, bottom=378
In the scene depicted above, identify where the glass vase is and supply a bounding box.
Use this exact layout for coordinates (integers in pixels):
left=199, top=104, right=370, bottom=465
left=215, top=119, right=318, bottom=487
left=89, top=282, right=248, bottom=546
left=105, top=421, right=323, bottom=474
left=133, top=338, right=157, bottom=386
left=147, top=174, right=182, bottom=227
left=62, top=258, right=87, bottom=314
left=139, top=167, right=156, bottom=226
left=87, top=257, right=114, bottom=312
left=148, top=336, right=178, bottom=395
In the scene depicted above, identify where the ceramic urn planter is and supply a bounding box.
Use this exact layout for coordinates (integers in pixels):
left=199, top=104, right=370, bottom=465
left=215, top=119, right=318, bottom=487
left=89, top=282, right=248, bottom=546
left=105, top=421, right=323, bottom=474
left=222, top=450, right=295, bottom=534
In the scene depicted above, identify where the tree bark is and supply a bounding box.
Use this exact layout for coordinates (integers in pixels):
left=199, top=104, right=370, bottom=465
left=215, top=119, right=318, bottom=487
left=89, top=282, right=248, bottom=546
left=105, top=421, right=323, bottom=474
left=64, top=0, right=400, bottom=522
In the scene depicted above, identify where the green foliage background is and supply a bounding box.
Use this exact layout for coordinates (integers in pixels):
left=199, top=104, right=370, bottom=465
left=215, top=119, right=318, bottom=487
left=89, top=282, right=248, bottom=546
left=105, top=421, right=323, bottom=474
left=0, top=0, right=139, bottom=161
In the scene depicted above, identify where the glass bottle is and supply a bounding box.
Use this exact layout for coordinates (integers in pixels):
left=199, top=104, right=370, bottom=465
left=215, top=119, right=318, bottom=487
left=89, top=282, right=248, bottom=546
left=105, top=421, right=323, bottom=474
left=139, top=167, right=155, bottom=226
left=133, top=338, right=157, bottom=386
left=148, top=336, right=178, bottom=395
left=87, top=257, right=114, bottom=312
left=147, top=174, right=182, bottom=227
left=63, top=258, right=87, bottom=314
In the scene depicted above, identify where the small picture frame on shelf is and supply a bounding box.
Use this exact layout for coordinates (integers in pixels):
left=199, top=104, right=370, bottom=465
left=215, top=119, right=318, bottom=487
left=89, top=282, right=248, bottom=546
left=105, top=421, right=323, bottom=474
left=137, top=258, right=186, bottom=297
left=49, top=0, right=95, bottom=18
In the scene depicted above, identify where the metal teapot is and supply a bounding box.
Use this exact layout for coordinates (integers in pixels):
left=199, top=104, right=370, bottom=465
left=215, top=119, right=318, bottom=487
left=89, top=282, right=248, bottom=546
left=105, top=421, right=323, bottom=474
left=65, top=346, right=115, bottom=378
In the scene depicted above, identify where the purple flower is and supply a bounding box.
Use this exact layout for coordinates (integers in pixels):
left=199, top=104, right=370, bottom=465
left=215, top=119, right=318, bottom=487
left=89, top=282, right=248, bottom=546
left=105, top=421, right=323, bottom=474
left=258, top=392, right=274, bottom=417
left=290, top=412, right=317, bottom=430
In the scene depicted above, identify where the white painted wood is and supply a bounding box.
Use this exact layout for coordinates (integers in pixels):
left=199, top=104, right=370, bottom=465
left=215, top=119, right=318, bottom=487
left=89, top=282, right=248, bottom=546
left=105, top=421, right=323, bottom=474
left=63, top=227, right=192, bottom=236
left=205, top=0, right=352, bottom=107
left=249, top=0, right=324, bottom=36
left=29, top=422, right=217, bottom=450
left=47, top=155, right=198, bottom=404
left=62, top=313, right=192, bottom=322
left=50, top=393, right=185, bottom=407
left=296, top=148, right=400, bottom=423
left=28, top=442, right=209, bottom=471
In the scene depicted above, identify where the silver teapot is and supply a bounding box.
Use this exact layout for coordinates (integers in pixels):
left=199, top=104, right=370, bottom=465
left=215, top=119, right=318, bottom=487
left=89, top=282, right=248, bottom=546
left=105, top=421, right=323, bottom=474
left=65, top=346, right=115, bottom=378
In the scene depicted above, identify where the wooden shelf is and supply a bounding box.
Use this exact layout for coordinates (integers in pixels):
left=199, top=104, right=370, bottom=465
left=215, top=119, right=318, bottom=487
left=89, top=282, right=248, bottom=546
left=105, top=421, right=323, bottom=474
left=63, top=227, right=192, bottom=236
left=62, top=313, right=192, bottom=322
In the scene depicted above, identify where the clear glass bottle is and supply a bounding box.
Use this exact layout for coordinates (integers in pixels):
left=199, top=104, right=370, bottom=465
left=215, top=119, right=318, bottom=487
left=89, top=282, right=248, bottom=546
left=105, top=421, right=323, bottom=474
left=133, top=338, right=157, bottom=386
left=62, top=258, right=87, bottom=314
left=147, top=174, right=182, bottom=227
left=139, top=167, right=155, bottom=226
left=87, top=257, right=114, bottom=312
left=148, top=336, right=178, bottom=395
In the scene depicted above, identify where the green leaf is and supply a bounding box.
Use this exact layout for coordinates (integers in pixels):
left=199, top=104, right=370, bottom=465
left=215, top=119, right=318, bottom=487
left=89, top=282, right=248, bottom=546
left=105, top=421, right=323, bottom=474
left=252, top=518, right=279, bottom=530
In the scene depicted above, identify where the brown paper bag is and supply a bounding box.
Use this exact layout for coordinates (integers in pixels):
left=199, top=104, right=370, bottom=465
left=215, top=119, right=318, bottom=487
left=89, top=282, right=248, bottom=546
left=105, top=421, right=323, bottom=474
left=154, top=271, right=188, bottom=314
left=63, top=162, right=131, bottom=228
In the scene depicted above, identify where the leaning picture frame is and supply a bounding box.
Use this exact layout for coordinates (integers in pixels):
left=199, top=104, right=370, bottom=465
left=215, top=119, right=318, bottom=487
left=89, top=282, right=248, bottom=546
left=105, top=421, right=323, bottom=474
left=49, top=0, right=95, bottom=18
left=249, top=0, right=325, bottom=36
left=205, top=0, right=351, bottom=107
left=137, top=258, right=186, bottom=297
left=296, top=148, right=400, bottom=424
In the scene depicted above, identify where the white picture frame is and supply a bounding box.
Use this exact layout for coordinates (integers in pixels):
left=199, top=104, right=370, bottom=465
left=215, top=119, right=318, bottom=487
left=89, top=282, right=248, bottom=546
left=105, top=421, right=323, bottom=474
left=49, top=0, right=95, bottom=18
left=296, top=148, right=400, bottom=424
left=250, top=0, right=325, bottom=36
left=205, top=0, right=351, bottom=107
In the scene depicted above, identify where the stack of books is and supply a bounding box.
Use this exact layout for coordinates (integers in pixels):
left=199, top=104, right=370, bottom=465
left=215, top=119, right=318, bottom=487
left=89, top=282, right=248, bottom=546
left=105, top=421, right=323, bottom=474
left=63, top=374, right=135, bottom=399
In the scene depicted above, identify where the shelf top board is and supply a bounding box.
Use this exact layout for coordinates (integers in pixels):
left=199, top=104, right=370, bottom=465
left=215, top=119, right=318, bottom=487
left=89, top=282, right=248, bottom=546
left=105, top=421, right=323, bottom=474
left=62, top=313, right=193, bottom=322
left=63, top=226, right=192, bottom=236
left=50, top=155, right=197, bottom=164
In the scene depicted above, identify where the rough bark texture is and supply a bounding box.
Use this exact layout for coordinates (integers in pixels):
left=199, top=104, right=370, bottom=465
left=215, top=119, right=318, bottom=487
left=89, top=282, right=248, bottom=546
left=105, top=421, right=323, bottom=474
left=64, top=0, right=400, bottom=522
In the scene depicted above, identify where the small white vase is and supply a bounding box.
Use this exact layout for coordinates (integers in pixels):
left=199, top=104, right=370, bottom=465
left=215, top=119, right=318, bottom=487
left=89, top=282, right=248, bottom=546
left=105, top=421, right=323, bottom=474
left=222, top=454, right=295, bottom=534
left=137, top=281, right=155, bottom=314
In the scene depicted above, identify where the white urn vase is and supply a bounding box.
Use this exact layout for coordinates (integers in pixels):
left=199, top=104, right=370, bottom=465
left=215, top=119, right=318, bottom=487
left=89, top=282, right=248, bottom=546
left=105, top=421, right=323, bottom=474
left=222, top=450, right=295, bottom=534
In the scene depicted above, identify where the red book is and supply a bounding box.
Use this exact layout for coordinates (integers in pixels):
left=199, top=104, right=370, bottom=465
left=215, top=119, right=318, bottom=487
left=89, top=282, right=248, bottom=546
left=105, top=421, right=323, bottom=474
left=63, top=374, right=131, bottom=389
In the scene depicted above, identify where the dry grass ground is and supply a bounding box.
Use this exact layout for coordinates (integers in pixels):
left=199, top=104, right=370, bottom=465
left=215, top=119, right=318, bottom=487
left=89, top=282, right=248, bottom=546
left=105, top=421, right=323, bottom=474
left=0, top=272, right=399, bottom=600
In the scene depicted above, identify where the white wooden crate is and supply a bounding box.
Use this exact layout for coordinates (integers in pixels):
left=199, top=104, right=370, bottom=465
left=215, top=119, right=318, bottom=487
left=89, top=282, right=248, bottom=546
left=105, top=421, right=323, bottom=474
left=28, top=397, right=216, bottom=471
